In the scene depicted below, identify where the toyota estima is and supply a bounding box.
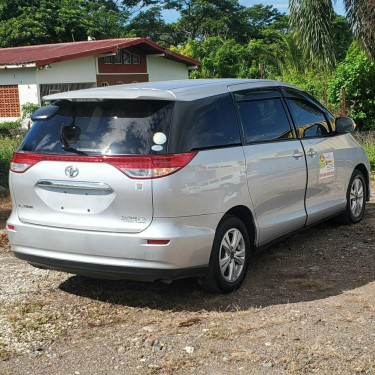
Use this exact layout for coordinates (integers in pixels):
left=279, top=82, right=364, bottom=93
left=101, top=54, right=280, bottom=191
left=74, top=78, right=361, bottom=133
left=7, top=79, right=371, bottom=293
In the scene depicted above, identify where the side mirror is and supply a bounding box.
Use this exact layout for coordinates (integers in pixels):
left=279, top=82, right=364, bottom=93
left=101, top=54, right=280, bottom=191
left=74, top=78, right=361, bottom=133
left=335, top=117, right=356, bottom=134
left=31, top=105, right=59, bottom=121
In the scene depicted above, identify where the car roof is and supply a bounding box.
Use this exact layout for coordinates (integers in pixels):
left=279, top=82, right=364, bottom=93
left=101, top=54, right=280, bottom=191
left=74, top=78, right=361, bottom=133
left=44, top=79, right=300, bottom=102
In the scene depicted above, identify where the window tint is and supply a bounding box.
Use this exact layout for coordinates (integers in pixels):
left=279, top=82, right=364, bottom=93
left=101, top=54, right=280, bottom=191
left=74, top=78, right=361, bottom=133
left=287, top=99, right=331, bottom=138
left=238, top=99, right=293, bottom=143
left=21, top=100, right=174, bottom=155
left=169, top=94, right=241, bottom=152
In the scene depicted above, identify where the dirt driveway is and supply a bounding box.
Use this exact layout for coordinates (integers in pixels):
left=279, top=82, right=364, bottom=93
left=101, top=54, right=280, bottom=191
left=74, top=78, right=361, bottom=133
left=1, top=188, right=375, bottom=375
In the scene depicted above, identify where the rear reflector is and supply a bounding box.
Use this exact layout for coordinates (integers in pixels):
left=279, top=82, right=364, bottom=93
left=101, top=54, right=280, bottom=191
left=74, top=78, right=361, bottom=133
left=147, top=240, right=170, bottom=245
left=7, top=224, right=15, bottom=230
left=10, top=152, right=197, bottom=179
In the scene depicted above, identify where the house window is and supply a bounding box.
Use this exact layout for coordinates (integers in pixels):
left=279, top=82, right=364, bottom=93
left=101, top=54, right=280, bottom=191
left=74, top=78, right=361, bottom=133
left=0, top=85, right=21, bottom=117
left=104, top=56, right=113, bottom=64
left=122, top=50, right=131, bottom=64
left=132, top=54, right=140, bottom=64
left=113, top=52, right=122, bottom=64
left=101, top=82, right=109, bottom=87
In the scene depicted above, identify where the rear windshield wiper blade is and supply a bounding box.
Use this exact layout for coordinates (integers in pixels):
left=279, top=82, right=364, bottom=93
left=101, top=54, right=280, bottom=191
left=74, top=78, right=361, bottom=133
left=62, top=145, right=88, bottom=156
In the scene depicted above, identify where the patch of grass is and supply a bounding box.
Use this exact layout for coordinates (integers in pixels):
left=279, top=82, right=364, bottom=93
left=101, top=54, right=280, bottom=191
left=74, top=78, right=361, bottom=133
left=0, top=136, right=23, bottom=187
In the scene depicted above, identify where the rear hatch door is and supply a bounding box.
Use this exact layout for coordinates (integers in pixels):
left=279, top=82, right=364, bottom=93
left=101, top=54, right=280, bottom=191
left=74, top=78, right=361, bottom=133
left=10, top=99, right=173, bottom=233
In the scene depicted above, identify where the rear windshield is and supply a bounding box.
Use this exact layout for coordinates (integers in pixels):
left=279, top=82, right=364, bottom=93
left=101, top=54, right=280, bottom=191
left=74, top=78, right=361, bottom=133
left=20, top=100, right=173, bottom=155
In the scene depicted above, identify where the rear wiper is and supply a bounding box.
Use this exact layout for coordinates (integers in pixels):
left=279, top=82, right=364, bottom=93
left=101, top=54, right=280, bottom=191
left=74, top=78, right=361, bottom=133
left=60, top=124, right=87, bottom=156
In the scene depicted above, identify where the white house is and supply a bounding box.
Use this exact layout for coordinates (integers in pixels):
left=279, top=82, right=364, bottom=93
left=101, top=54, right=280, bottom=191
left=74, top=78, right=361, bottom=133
left=0, top=38, right=200, bottom=122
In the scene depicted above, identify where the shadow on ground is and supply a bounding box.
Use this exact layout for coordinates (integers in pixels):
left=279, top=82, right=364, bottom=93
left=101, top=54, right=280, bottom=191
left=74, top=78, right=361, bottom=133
left=59, top=202, right=375, bottom=312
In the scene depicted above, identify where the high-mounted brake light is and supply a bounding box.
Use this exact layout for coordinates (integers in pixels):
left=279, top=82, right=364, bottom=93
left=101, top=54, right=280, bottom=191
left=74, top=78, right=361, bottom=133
left=10, top=152, right=197, bottom=179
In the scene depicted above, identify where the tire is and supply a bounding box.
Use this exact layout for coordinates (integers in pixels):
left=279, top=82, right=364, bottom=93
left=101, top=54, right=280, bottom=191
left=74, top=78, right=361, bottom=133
left=199, top=215, right=251, bottom=293
left=336, top=169, right=367, bottom=224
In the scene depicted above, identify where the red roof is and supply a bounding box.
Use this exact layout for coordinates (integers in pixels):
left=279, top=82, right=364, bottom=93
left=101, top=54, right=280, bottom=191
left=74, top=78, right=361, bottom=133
left=0, top=38, right=200, bottom=67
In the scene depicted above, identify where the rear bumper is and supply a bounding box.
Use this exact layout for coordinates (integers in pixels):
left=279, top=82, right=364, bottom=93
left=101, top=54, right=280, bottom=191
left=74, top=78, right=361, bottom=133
left=7, top=212, right=220, bottom=281
left=13, top=252, right=208, bottom=281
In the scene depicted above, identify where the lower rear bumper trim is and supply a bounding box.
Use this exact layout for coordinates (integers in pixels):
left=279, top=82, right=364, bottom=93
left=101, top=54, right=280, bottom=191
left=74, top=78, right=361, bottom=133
left=13, top=252, right=208, bottom=282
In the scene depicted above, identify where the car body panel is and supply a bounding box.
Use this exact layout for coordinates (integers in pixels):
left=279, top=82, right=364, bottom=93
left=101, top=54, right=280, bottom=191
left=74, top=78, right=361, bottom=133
left=10, top=161, right=153, bottom=233
left=7, top=209, right=219, bottom=271
left=302, top=136, right=347, bottom=224
left=242, top=141, right=307, bottom=245
left=152, top=147, right=252, bottom=217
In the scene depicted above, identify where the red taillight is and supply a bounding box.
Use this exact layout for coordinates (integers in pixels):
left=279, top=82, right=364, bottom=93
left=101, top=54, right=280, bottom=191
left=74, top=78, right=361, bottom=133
left=147, top=240, right=170, bottom=245
left=10, top=153, right=44, bottom=173
left=7, top=224, right=15, bottom=230
left=110, top=153, right=197, bottom=179
left=9, top=151, right=197, bottom=179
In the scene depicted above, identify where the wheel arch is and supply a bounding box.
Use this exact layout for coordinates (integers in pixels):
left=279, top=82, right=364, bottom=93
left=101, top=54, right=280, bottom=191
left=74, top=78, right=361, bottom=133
left=354, top=163, right=370, bottom=201
left=219, top=205, right=257, bottom=252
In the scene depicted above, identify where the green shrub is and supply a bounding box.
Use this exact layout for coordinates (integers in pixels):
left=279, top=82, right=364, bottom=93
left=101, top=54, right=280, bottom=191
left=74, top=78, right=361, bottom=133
left=328, top=42, right=375, bottom=130
left=21, top=102, right=40, bottom=119
left=0, top=136, right=23, bottom=187
left=0, top=119, right=21, bottom=131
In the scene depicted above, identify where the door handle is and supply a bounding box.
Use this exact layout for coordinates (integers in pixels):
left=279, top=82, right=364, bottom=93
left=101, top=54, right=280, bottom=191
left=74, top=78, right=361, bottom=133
left=292, top=151, right=304, bottom=159
left=306, top=148, right=317, bottom=158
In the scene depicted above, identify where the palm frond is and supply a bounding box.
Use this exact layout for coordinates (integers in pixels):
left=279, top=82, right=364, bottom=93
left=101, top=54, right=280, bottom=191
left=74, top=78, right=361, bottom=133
left=344, top=0, right=375, bottom=59
left=289, top=0, right=336, bottom=68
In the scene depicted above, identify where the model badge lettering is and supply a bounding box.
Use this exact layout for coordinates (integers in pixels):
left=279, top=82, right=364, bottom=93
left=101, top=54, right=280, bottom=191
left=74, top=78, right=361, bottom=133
left=17, top=204, right=34, bottom=209
left=121, top=216, right=147, bottom=224
left=65, top=166, right=79, bottom=178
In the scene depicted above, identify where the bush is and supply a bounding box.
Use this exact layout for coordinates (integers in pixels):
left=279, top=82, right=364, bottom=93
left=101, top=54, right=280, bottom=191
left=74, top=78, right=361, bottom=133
left=328, top=42, right=375, bottom=130
left=21, top=102, right=40, bottom=119
left=0, top=119, right=21, bottom=131
left=0, top=136, right=23, bottom=187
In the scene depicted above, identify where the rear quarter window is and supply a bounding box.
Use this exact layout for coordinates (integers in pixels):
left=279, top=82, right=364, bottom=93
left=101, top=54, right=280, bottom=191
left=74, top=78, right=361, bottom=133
left=169, top=94, right=241, bottom=153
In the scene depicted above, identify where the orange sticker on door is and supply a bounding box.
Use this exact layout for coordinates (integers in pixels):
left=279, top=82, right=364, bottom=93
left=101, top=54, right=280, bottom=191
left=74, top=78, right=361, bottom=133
left=319, top=152, right=335, bottom=179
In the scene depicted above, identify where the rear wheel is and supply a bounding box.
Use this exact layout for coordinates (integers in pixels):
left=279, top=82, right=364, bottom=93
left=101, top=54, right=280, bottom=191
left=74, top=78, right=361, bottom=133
left=337, top=169, right=366, bottom=224
left=199, top=216, right=250, bottom=293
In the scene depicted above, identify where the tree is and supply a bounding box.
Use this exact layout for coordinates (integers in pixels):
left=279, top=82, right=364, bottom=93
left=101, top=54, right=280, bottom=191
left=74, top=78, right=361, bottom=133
left=165, top=0, right=250, bottom=43
left=0, top=0, right=127, bottom=47
left=328, top=42, right=375, bottom=130
left=289, top=0, right=374, bottom=67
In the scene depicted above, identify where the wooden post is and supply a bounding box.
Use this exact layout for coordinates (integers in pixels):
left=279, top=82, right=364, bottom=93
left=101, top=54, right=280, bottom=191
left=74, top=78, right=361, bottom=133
left=340, top=87, right=347, bottom=116
left=323, top=90, right=327, bottom=106
left=259, top=63, right=266, bottom=79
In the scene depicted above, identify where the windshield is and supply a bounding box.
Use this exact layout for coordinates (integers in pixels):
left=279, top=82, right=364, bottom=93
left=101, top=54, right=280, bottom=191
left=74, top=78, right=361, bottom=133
left=20, top=100, right=174, bottom=155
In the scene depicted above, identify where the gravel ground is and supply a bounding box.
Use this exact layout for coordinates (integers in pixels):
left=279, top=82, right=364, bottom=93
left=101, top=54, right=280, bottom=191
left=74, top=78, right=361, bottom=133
left=0, top=185, right=374, bottom=375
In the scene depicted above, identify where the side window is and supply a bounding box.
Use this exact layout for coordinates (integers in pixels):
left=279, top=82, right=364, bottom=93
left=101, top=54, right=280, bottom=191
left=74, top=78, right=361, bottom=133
left=238, top=99, right=294, bottom=143
left=170, top=94, right=241, bottom=152
left=287, top=99, right=331, bottom=138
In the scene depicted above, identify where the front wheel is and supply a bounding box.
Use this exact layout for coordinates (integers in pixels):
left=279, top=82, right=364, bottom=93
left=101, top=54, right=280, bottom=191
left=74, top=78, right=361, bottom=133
left=337, top=169, right=367, bottom=224
left=199, top=216, right=250, bottom=293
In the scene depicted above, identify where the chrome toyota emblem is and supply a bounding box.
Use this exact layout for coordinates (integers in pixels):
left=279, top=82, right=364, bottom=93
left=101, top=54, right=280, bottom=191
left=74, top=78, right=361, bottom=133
left=65, top=166, right=79, bottom=178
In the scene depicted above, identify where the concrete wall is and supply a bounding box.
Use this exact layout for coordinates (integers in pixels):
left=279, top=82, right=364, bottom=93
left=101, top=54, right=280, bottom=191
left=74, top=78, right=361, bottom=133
left=0, top=69, right=38, bottom=121
left=147, top=57, right=189, bottom=82
left=35, top=56, right=97, bottom=84
left=0, top=68, right=36, bottom=85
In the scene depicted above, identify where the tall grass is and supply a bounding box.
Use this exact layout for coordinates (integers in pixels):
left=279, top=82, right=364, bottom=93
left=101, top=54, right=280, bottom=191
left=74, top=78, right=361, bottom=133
left=0, top=136, right=22, bottom=187
left=354, top=131, right=375, bottom=172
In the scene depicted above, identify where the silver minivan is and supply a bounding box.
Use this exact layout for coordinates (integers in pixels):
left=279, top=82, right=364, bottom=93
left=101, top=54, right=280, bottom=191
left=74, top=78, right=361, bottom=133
left=7, top=79, right=371, bottom=293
